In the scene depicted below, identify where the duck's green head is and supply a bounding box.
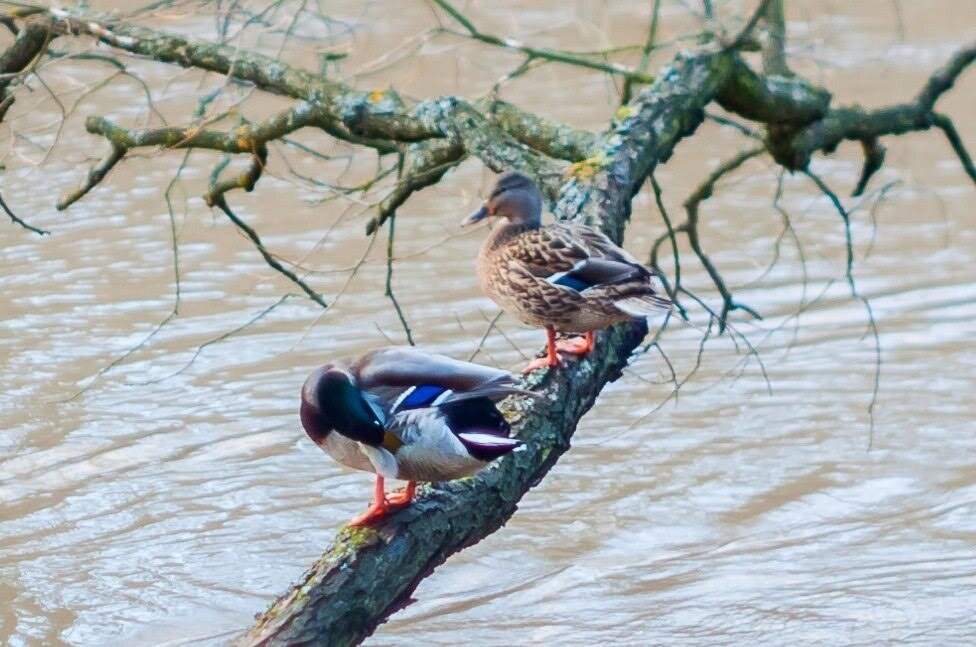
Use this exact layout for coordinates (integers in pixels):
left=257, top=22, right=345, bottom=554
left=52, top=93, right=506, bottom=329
left=462, top=172, right=542, bottom=227
left=300, top=368, right=384, bottom=446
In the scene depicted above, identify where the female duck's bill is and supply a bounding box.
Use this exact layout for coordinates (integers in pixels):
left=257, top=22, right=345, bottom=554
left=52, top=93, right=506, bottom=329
left=462, top=204, right=489, bottom=226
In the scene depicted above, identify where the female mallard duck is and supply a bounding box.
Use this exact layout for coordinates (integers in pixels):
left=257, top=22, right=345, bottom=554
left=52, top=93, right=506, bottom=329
left=300, top=347, right=525, bottom=526
left=463, top=172, right=671, bottom=372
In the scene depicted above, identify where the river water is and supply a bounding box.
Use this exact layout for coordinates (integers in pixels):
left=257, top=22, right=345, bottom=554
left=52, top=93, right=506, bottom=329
left=1, top=1, right=974, bottom=644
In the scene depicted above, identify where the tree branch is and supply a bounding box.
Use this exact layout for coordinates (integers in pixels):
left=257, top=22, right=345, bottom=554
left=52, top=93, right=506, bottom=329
left=931, top=112, right=976, bottom=186
left=211, top=191, right=329, bottom=310
left=241, top=40, right=743, bottom=646
left=484, top=98, right=597, bottom=162
left=760, top=0, right=789, bottom=76
left=770, top=40, right=976, bottom=176
left=365, top=139, right=465, bottom=235
left=1, top=5, right=972, bottom=643
left=0, top=18, right=50, bottom=120
left=56, top=142, right=125, bottom=210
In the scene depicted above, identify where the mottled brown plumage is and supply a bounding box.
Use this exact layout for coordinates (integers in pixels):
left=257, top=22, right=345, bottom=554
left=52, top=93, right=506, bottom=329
left=464, top=173, right=671, bottom=371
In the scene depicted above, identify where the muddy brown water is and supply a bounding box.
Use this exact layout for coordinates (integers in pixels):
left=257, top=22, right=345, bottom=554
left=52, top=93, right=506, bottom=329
left=1, top=1, right=975, bottom=644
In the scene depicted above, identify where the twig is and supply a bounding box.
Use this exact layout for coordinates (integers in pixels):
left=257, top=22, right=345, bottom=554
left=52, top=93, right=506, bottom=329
left=621, top=0, right=661, bottom=103
left=647, top=173, right=685, bottom=317
left=467, top=311, right=503, bottom=362
left=931, top=113, right=976, bottom=187
left=852, top=138, right=887, bottom=197
left=365, top=139, right=464, bottom=234
left=56, top=142, right=125, bottom=210
left=727, top=0, right=773, bottom=51
left=803, top=169, right=882, bottom=449
left=0, top=188, right=48, bottom=234
left=384, top=214, right=414, bottom=345
left=681, top=146, right=766, bottom=330
left=130, top=294, right=294, bottom=384
left=430, top=0, right=654, bottom=84
left=211, top=192, right=329, bottom=310
left=760, top=0, right=789, bottom=76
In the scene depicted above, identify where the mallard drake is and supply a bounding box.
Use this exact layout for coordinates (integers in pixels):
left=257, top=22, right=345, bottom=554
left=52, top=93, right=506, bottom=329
left=463, top=172, right=672, bottom=372
left=300, top=347, right=525, bottom=526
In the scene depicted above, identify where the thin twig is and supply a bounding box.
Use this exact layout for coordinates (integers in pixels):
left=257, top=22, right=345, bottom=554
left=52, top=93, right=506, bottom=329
left=682, top=146, right=766, bottom=330
left=212, top=194, right=329, bottom=310
left=430, top=0, right=654, bottom=84
left=0, top=188, right=48, bottom=234
left=384, top=214, right=414, bottom=345
left=803, top=169, right=882, bottom=449
left=931, top=113, right=976, bottom=187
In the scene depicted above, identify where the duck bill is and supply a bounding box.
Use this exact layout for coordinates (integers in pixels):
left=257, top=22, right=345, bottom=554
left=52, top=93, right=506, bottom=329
left=461, top=204, right=489, bottom=226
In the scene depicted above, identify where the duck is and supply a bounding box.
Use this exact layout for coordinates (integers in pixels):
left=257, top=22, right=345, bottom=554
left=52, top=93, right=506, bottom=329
left=463, top=172, right=672, bottom=373
left=300, top=347, right=526, bottom=526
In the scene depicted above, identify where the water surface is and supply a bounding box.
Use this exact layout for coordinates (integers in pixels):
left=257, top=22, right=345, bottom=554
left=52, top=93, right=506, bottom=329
left=1, top=1, right=975, bottom=644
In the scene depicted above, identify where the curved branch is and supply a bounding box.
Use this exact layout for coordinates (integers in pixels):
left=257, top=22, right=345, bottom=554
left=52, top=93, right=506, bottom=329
left=211, top=191, right=329, bottom=311
left=681, top=146, right=766, bottom=330
left=931, top=113, right=976, bottom=186
left=365, top=139, right=465, bottom=235
left=0, top=19, right=51, bottom=120
left=56, top=142, right=125, bottom=210
left=1, top=189, right=49, bottom=234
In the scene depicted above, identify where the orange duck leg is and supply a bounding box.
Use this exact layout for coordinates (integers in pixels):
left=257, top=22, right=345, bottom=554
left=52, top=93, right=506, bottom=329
left=555, top=331, right=595, bottom=356
left=347, top=476, right=415, bottom=527
left=522, top=326, right=563, bottom=374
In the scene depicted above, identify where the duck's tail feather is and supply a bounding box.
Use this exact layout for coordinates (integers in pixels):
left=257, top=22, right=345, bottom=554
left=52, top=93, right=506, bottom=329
left=456, top=432, right=522, bottom=461
left=615, top=293, right=673, bottom=317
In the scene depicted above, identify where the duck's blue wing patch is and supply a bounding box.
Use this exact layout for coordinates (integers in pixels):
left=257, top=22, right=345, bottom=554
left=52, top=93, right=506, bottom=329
left=394, top=384, right=449, bottom=412
left=551, top=273, right=592, bottom=292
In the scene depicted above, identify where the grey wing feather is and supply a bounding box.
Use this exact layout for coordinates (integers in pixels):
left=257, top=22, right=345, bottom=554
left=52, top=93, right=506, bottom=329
left=355, top=347, right=511, bottom=392
left=554, top=257, right=648, bottom=288
left=438, top=375, right=539, bottom=403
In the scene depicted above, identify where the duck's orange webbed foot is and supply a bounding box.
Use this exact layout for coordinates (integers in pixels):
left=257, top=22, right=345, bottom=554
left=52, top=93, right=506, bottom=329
left=522, top=325, right=563, bottom=374
left=521, top=354, right=562, bottom=374
left=348, top=500, right=392, bottom=527
left=386, top=481, right=417, bottom=506
left=555, top=331, right=595, bottom=357
left=347, top=475, right=413, bottom=527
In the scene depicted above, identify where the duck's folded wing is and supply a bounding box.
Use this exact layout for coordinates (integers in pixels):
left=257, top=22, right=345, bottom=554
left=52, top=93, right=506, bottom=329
left=435, top=377, right=537, bottom=404
left=547, top=257, right=672, bottom=314
left=546, top=257, right=648, bottom=292
left=388, top=377, right=532, bottom=414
